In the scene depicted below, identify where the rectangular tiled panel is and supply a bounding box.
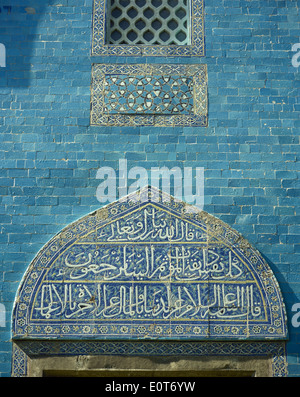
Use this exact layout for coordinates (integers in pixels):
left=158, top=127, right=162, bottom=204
left=91, top=63, right=207, bottom=126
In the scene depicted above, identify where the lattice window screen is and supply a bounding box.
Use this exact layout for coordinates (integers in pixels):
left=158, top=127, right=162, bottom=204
left=106, top=0, right=190, bottom=45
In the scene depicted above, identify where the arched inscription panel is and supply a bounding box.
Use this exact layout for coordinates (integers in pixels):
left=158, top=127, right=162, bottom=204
left=12, top=187, right=288, bottom=340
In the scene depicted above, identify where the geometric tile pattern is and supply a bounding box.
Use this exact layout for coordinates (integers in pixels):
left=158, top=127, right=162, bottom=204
left=12, top=340, right=288, bottom=377
left=12, top=186, right=288, bottom=341
left=106, top=0, right=190, bottom=46
left=104, top=75, right=194, bottom=114
left=90, top=64, right=207, bottom=126
left=92, top=0, right=205, bottom=56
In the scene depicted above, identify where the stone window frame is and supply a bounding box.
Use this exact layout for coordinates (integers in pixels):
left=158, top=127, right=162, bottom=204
left=91, top=0, right=205, bottom=57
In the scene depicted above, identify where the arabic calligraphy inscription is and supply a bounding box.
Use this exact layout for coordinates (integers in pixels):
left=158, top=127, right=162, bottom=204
left=12, top=188, right=288, bottom=340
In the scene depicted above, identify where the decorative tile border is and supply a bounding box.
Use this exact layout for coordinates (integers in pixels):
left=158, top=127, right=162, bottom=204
left=12, top=340, right=288, bottom=377
left=90, top=64, right=207, bottom=126
left=91, top=0, right=205, bottom=57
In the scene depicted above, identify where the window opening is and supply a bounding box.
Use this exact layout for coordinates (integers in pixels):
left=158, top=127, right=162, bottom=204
left=106, top=0, right=190, bottom=45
